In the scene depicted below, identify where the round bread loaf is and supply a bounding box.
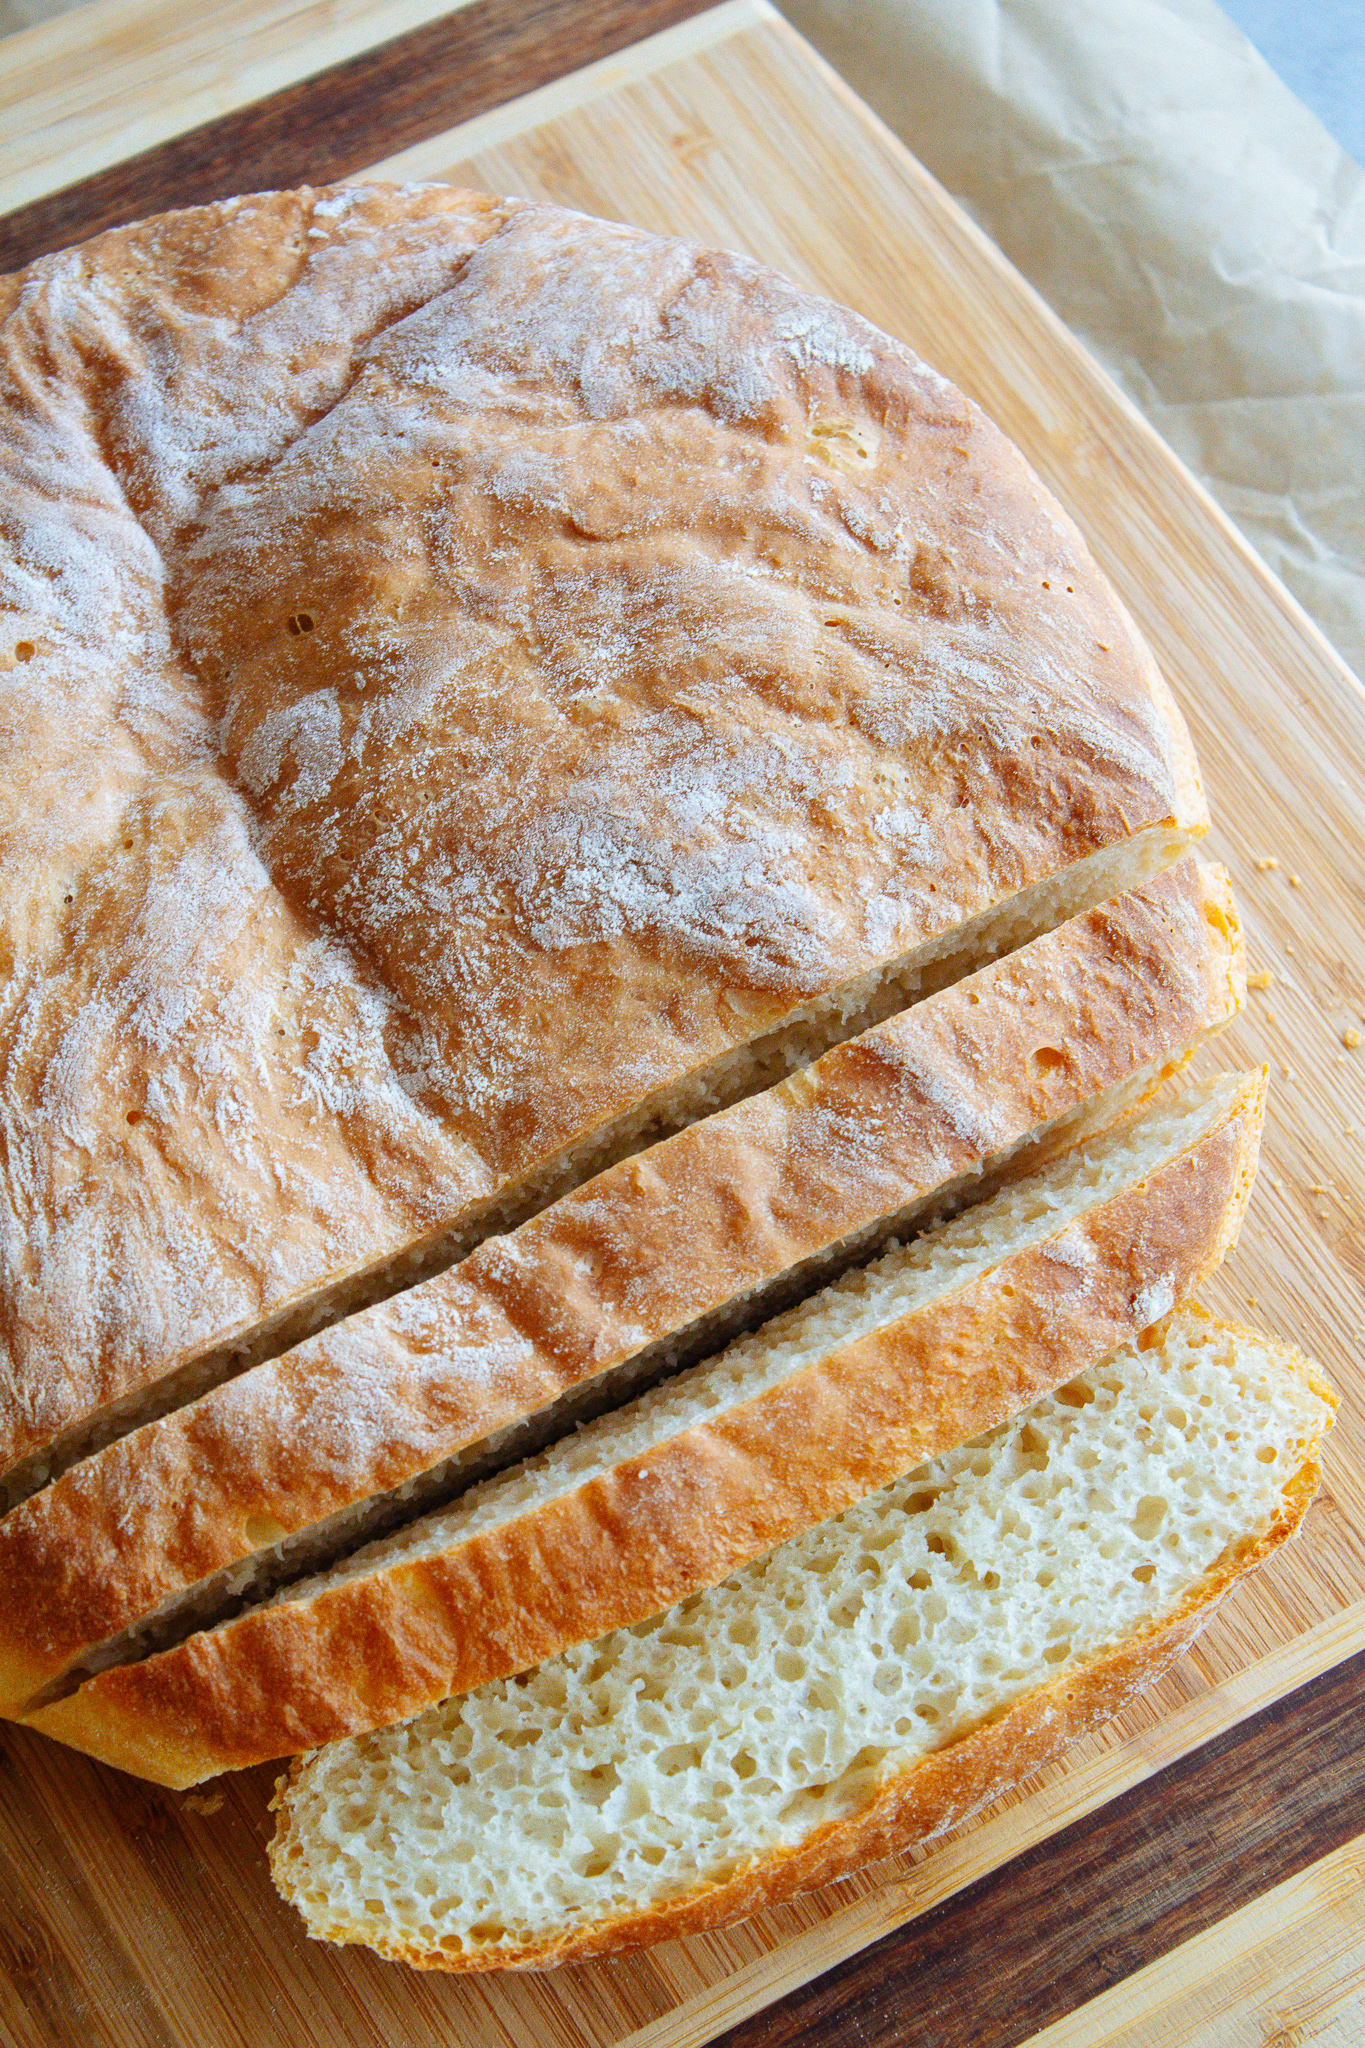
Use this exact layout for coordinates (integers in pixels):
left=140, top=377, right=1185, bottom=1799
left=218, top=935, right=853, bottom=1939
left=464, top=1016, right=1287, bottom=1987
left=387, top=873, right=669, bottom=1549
left=0, top=185, right=1205, bottom=1491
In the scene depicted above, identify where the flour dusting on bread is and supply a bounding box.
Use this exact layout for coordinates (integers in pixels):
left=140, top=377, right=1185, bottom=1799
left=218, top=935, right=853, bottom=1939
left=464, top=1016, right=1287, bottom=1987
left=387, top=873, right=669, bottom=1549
left=0, top=186, right=1207, bottom=1489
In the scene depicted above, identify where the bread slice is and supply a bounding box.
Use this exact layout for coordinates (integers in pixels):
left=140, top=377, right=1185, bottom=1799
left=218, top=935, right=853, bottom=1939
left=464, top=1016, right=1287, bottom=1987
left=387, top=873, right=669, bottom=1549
left=0, top=818, right=1198, bottom=1515
left=24, top=1069, right=1262, bottom=1785
left=269, top=1306, right=1335, bottom=1971
left=0, top=857, right=1242, bottom=1719
left=3, top=184, right=1208, bottom=1504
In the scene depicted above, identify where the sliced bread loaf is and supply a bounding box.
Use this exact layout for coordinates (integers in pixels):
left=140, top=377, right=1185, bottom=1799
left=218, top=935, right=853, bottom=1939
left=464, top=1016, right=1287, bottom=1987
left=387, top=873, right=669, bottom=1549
left=2, top=185, right=1208, bottom=1503
left=25, top=1068, right=1262, bottom=1784
left=0, top=857, right=1242, bottom=1718
left=269, top=1306, right=1335, bottom=1971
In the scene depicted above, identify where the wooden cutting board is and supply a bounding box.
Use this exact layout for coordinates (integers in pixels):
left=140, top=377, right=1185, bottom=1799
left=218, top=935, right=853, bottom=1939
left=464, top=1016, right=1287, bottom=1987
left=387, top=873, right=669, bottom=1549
left=2, top=5, right=1364, bottom=2045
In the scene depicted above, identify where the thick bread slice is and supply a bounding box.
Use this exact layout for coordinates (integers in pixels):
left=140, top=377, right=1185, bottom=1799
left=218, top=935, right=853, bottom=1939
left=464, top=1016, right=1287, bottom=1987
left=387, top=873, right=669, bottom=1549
left=25, top=1070, right=1263, bottom=1785
left=0, top=857, right=1243, bottom=1717
left=3, top=184, right=1207, bottom=1497
left=269, top=1307, right=1335, bottom=1971
left=0, top=823, right=1195, bottom=1516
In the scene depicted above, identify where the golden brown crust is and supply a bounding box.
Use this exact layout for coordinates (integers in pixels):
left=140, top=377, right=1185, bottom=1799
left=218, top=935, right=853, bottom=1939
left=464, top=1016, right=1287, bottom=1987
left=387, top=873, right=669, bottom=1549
left=273, top=1448, right=1325, bottom=1973
left=0, top=188, right=517, bottom=1491
left=25, top=1072, right=1263, bottom=1786
left=0, top=856, right=1242, bottom=1715
left=2, top=183, right=1206, bottom=1485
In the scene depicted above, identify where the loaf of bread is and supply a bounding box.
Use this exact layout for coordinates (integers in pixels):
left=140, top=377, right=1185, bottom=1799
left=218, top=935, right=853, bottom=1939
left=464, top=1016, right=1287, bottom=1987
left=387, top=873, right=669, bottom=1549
left=0, top=854, right=1241, bottom=1721
left=269, top=1307, right=1335, bottom=1970
left=25, top=1069, right=1261, bottom=1783
left=5, top=184, right=1302, bottom=1880
left=0, top=185, right=1206, bottom=1507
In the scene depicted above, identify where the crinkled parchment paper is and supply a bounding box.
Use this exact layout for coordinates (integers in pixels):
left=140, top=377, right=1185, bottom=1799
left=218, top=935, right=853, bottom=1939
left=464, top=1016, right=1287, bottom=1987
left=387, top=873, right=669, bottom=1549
left=4, top=0, right=1361, bottom=679
left=783, top=0, right=1365, bottom=685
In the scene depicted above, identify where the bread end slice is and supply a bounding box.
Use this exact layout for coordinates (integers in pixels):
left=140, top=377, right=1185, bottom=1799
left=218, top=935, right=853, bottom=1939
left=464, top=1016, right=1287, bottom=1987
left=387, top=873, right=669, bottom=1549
left=268, top=1308, right=1333, bottom=1971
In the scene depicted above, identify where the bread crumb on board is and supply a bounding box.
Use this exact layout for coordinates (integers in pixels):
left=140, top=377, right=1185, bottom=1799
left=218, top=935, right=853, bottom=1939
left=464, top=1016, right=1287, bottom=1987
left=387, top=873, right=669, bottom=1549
left=1247, top=970, right=1275, bottom=990
left=1252, top=855, right=1301, bottom=886
left=182, top=1792, right=225, bottom=1816
left=1344, top=1028, right=1361, bottom=1049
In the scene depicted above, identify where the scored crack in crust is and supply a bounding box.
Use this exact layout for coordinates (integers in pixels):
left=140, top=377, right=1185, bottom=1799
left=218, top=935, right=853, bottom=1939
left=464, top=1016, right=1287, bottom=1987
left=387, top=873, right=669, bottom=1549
left=1, top=183, right=1207, bottom=1497
left=0, top=854, right=1242, bottom=1718
left=23, top=1069, right=1263, bottom=1785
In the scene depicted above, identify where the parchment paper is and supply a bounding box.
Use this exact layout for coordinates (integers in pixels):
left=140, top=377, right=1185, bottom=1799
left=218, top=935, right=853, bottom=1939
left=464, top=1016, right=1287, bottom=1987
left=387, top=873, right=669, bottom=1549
left=782, top=0, right=1365, bottom=686
left=5, top=0, right=1362, bottom=684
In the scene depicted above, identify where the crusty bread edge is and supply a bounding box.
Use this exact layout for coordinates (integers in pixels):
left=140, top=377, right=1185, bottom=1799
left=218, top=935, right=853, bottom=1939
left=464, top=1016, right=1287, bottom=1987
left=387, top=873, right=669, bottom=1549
left=272, top=1330, right=1329, bottom=1972
left=24, top=1072, right=1264, bottom=1786
left=0, top=855, right=1243, bottom=1720
left=1, top=173, right=1216, bottom=1504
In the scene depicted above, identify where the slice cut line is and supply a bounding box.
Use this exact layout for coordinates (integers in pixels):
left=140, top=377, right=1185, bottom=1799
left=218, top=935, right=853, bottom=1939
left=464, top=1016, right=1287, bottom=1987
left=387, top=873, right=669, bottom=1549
left=23, top=1067, right=1264, bottom=1784
left=2, top=819, right=1199, bottom=1511
left=0, top=856, right=1241, bottom=1717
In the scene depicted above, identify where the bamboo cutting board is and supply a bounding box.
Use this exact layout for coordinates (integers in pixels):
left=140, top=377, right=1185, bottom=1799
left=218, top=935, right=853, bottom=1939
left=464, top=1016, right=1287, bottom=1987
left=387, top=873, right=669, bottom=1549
left=2, top=5, right=1364, bottom=2045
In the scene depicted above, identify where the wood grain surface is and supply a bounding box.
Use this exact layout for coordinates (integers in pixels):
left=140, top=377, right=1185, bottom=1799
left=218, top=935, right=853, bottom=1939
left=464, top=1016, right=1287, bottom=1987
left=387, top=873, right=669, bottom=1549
left=0, top=0, right=470, bottom=215
left=707, top=1647, right=1365, bottom=2048
left=1024, top=1836, right=1365, bottom=2048
left=0, top=0, right=718, bottom=269
left=2, top=4, right=1364, bottom=2045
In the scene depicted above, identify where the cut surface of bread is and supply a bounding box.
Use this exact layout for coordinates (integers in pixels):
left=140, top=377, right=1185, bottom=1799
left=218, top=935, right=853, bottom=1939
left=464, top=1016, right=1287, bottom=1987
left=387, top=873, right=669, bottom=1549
left=268, top=1307, right=1335, bottom=1972
left=2, top=182, right=1207, bottom=1495
left=24, top=1068, right=1262, bottom=1783
left=0, top=856, right=1243, bottom=1718
left=0, top=818, right=1193, bottom=1515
